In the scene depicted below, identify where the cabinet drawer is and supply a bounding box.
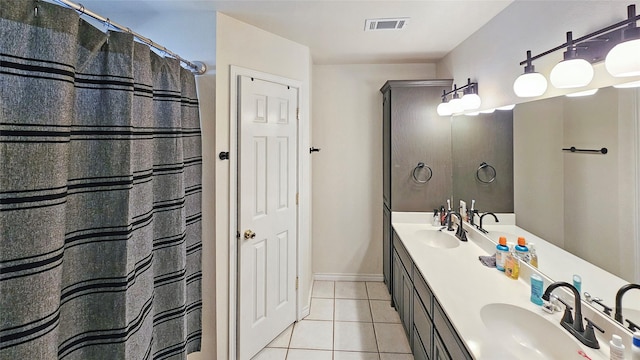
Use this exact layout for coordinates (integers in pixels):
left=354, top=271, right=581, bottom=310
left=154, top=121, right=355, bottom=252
left=413, top=325, right=431, bottom=360
left=413, top=291, right=433, bottom=357
left=434, top=300, right=473, bottom=360
left=393, top=231, right=413, bottom=280
left=413, top=267, right=433, bottom=319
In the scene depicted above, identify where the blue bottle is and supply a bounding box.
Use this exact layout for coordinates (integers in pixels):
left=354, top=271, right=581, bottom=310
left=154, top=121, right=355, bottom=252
left=515, top=237, right=530, bottom=263
left=530, top=274, right=544, bottom=305
left=495, top=236, right=509, bottom=272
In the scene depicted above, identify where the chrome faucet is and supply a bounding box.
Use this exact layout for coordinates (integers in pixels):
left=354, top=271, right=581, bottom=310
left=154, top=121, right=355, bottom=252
left=542, top=282, right=601, bottom=349
left=478, top=212, right=499, bottom=233
left=444, top=212, right=467, bottom=242
left=614, top=283, right=640, bottom=329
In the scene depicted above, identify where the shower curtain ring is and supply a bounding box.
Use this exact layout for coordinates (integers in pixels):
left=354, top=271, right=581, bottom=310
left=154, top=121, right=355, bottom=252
left=78, top=4, right=85, bottom=16
left=34, top=0, right=39, bottom=17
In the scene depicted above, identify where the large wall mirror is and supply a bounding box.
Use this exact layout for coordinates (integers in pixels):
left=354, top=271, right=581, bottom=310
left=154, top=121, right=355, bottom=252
left=452, top=86, right=640, bottom=330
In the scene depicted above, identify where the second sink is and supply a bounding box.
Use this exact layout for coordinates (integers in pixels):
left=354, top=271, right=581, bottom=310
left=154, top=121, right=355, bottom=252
left=480, top=303, right=585, bottom=359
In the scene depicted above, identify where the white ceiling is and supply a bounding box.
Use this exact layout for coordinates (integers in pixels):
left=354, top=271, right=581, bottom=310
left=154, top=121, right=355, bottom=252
left=64, top=0, right=514, bottom=65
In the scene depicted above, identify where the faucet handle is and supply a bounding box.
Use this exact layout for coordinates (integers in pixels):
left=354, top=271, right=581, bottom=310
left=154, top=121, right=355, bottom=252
left=626, top=318, right=640, bottom=332
left=583, top=317, right=604, bottom=348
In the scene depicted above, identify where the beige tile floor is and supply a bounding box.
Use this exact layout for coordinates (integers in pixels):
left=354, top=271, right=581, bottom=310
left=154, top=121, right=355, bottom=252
left=252, top=281, right=414, bottom=360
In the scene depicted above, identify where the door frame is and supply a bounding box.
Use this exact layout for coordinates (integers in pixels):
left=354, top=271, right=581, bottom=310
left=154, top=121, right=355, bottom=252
left=228, top=65, right=307, bottom=360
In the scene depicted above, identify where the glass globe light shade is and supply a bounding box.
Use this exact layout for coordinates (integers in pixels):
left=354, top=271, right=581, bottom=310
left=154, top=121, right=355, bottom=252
left=466, top=111, right=480, bottom=116
left=437, top=102, right=453, bottom=116
left=550, top=58, right=594, bottom=88
left=605, top=38, right=640, bottom=77
left=448, top=97, right=464, bottom=114
left=513, top=72, right=548, bottom=97
left=461, top=93, right=481, bottom=110
left=480, top=108, right=495, bottom=114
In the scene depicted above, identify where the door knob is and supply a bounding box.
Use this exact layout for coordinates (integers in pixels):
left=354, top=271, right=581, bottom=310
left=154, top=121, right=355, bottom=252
left=244, top=230, right=256, bottom=240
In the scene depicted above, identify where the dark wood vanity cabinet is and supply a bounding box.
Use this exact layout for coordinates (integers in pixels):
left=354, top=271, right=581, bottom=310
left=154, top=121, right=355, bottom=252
left=381, top=79, right=452, bottom=292
left=392, top=231, right=473, bottom=360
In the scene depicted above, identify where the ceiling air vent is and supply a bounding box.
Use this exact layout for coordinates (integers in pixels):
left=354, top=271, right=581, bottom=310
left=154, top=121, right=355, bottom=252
left=364, top=18, right=409, bottom=31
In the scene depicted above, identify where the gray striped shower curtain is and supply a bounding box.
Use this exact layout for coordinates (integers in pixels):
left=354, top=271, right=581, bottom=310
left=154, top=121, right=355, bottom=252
left=0, top=2, right=202, bottom=359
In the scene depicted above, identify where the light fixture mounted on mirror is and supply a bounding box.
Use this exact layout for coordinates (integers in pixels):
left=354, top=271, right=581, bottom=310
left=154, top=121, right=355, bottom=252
left=437, top=78, right=481, bottom=116
left=514, top=4, right=640, bottom=98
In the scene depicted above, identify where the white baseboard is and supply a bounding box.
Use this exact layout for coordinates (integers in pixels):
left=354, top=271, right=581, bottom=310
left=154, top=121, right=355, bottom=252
left=313, top=273, right=384, bottom=282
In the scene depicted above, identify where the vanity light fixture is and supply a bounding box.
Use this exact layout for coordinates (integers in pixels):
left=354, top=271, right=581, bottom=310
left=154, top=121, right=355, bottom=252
left=605, top=5, right=640, bottom=77
left=515, top=4, right=640, bottom=98
left=436, top=90, right=454, bottom=116
left=513, top=50, right=548, bottom=97
left=480, top=108, right=496, bottom=114
left=565, top=89, right=599, bottom=97
left=448, top=91, right=464, bottom=114
left=550, top=32, right=594, bottom=88
left=466, top=111, right=480, bottom=116
left=436, top=79, right=481, bottom=116
left=461, top=79, right=482, bottom=110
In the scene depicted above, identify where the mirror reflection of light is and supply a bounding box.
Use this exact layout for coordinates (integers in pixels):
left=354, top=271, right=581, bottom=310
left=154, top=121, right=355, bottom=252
left=613, top=80, right=640, bottom=88
left=497, top=104, right=516, bottom=110
left=565, top=89, right=599, bottom=97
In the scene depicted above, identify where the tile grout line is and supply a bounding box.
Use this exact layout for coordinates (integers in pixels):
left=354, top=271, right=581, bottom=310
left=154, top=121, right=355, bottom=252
left=365, top=282, right=382, bottom=359
left=332, top=281, right=335, bottom=360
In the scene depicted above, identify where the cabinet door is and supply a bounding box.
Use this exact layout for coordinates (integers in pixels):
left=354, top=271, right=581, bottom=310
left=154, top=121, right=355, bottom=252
left=434, top=301, right=473, bottom=360
left=383, top=90, right=391, bottom=207
left=383, top=208, right=391, bottom=292
left=413, top=289, right=433, bottom=359
left=433, top=332, right=452, bottom=360
left=413, top=326, right=430, bottom=360
left=390, top=85, right=453, bottom=211
left=392, top=251, right=403, bottom=316
left=401, top=269, right=413, bottom=341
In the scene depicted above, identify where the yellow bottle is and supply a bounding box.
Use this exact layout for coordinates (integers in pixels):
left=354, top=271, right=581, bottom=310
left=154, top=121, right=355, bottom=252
left=504, top=245, right=520, bottom=280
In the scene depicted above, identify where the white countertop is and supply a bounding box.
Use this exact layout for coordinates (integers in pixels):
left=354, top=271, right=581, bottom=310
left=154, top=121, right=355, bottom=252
left=391, top=212, right=625, bottom=359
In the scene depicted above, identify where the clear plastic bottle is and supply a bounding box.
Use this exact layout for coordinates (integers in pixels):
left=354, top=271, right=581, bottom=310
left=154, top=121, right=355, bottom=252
left=610, top=334, right=625, bottom=360
left=495, top=236, right=509, bottom=272
left=528, top=243, right=538, bottom=268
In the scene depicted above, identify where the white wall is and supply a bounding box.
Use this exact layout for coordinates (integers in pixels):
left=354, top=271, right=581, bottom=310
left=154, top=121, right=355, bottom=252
left=214, top=13, right=312, bottom=360
left=190, top=74, right=217, bottom=360
left=311, top=64, right=436, bottom=278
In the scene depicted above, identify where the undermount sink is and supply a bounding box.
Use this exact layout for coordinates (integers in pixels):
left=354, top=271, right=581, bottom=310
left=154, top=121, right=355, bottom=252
left=480, top=303, right=585, bottom=359
left=413, top=229, right=460, bottom=249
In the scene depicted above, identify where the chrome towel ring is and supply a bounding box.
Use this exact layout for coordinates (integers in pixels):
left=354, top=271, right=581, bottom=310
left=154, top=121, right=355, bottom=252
left=476, top=162, right=496, bottom=184
left=412, top=162, right=433, bottom=183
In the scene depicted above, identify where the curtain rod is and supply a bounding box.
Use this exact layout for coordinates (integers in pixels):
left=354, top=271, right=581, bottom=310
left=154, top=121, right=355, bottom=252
left=53, top=0, right=207, bottom=75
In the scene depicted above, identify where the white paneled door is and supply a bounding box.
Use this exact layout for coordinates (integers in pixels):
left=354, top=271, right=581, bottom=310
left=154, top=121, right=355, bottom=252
left=238, top=76, right=298, bottom=360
